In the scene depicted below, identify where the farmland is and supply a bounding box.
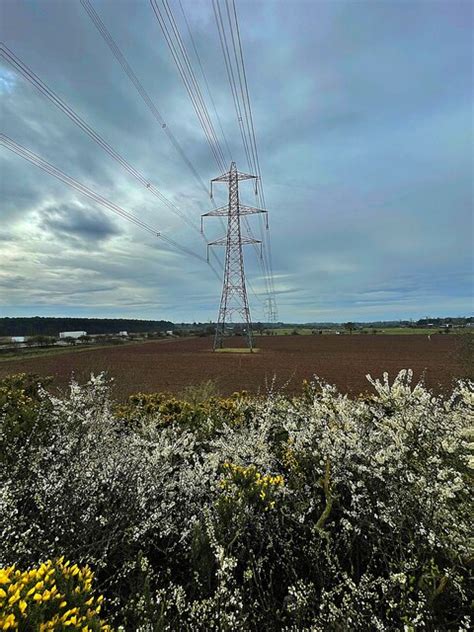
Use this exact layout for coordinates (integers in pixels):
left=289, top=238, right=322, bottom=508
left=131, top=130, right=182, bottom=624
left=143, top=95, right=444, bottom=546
left=0, top=334, right=466, bottom=398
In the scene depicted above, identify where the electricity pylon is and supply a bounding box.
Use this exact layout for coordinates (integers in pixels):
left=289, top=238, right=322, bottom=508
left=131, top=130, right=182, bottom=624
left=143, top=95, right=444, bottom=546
left=265, top=296, right=278, bottom=323
left=202, top=162, right=267, bottom=350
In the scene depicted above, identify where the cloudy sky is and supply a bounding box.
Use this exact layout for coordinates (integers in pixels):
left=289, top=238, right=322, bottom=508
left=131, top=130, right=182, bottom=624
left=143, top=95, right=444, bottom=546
left=0, top=0, right=472, bottom=323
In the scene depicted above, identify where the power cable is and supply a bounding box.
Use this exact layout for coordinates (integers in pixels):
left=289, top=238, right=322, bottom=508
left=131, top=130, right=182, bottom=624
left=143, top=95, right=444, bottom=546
left=212, top=0, right=252, bottom=172
left=218, top=1, right=278, bottom=319
left=177, top=0, right=233, bottom=162
left=162, top=0, right=227, bottom=170
left=1, top=41, right=224, bottom=269
left=80, top=0, right=210, bottom=198
left=0, top=42, right=200, bottom=234
left=149, top=0, right=227, bottom=172
left=212, top=2, right=273, bottom=315
left=0, top=134, right=221, bottom=277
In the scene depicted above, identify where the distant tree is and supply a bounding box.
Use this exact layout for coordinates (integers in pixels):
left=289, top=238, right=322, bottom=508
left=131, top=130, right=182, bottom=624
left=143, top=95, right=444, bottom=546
left=344, top=322, right=356, bottom=335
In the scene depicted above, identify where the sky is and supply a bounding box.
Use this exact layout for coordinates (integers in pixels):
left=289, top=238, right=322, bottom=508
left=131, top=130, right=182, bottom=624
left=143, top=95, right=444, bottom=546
left=0, top=0, right=472, bottom=323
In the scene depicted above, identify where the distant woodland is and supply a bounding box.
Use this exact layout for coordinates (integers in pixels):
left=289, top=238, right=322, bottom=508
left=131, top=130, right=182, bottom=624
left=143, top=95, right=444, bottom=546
left=0, top=317, right=174, bottom=337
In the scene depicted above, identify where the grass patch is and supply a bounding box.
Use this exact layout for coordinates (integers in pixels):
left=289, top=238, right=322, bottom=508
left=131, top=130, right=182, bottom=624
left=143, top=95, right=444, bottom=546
left=0, top=338, right=177, bottom=363
left=214, top=347, right=260, bottom=353
left=267, top=327, right=472, bottom=336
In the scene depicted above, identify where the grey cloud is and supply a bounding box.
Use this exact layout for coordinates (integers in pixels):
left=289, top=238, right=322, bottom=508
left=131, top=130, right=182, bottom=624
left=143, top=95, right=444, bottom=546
left=40, top=203, right=121, bottom=243
left=0, top=274, right=27, bottom=288
left=0, top=0, right=472, bottom=321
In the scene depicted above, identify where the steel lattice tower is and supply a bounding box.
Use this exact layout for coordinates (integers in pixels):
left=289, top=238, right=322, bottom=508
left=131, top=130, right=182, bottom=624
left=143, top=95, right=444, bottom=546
left=202, top=162, right=267, bottom=350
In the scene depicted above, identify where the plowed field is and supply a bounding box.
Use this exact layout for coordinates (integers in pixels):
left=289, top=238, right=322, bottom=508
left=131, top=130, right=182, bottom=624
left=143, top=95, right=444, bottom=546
left=0, top=335, right=464, bottom=399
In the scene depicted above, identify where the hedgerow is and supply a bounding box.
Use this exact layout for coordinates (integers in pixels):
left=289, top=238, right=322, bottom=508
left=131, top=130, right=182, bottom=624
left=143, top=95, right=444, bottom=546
left=0, top=371, right=472, bottom=630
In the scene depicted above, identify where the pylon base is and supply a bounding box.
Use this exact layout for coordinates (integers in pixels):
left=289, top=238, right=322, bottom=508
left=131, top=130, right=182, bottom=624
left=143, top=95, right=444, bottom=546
left=213, top=347, right=260, bottom=354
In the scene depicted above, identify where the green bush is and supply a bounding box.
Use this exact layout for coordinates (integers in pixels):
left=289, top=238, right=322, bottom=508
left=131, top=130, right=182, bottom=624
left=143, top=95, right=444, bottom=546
left=0, top=373, right=52, bottom=462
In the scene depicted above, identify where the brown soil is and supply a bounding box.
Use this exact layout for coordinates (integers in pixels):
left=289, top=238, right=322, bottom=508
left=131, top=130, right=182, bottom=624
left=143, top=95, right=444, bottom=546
left=0, top=335, right=464, bottom=399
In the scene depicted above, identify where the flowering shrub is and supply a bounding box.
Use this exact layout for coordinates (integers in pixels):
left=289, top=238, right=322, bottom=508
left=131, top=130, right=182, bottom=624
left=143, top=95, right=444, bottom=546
left=0, top=558, right=111, bottom=630
left=0, top=373, right=51, bottom=460
left=219, top=462, right=284, bottom=510
left=115, top=390, right=253, bottom=436
left=0, top=370, right=472, bottom=630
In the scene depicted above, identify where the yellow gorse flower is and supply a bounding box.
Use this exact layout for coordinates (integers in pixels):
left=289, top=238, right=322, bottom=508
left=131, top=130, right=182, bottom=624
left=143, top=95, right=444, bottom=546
left=220, top=462, right=284, bottom=510
left=0, top=559, right=112, bottom=631
left=1, top=613, right=16, bottom=630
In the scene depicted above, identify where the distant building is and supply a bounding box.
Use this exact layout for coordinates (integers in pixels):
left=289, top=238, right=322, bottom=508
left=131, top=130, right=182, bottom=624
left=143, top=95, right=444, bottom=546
left=118, top=331, right=128, bottom=336
left=11, top=336, right=26, bottom=343
left=166, top=330, right=174, bottom=336
left=59, top=331, right=87, bottom=339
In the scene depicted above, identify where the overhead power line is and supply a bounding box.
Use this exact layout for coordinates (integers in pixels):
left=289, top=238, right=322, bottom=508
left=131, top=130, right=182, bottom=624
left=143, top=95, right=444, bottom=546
left=149, top=0, right=228, bottom=172
left=177, top=0, right=233, bottom=163
left=1, top=41, right=224, bottom=271
left=212, top=0, right=278, bottom=321
left=212, top=0, right=252, bottom=175
left=80, top=0, right=209, bottom=198
left=0, top=42, right=199, bottom=235
left=229, top=0, right=278, bottom=317
left=77, top=3, right=224, bottom=270
left=0, top=134, right=220, bottom=277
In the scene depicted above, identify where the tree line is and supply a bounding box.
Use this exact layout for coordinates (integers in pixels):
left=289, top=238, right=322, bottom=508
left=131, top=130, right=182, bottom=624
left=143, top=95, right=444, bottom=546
left=0, top=317, right=174, bottom=337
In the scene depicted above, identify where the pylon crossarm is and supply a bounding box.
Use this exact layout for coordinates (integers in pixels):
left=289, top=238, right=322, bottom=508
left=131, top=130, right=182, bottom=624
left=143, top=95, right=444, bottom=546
left=202, top=205, right=228, bottom=217
left=208, top=237, right=227, bottom=247
left=210, top=169, right=256, bottom=184
left=211, top=171, right=232, bottom=183
left=202, top=205, right=266, bottom=219
left=240, top=236, right=261, bottom=245
left=209, top=236, right=260, bottom=247
left=238, top=205, right=267, bottom=216
left=235, top=170, right=257, bottom=181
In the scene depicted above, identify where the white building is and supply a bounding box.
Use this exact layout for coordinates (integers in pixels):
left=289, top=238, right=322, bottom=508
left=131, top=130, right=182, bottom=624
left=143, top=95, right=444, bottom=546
left=59, top=331, right=87, bottom=339
left=166, top=330, right=174, bottom=336
left=118, top=331, right=128, bottom=336
left=11, top=336, right=26, bottom=343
